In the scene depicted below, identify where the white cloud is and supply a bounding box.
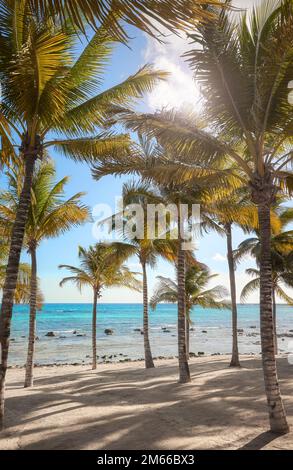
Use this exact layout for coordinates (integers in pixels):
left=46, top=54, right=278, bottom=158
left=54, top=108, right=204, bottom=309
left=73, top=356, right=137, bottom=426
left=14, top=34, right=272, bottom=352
left=143, top=0, right=263, bottom=112
left=212, top=253, right=227, bottom=262
left=143, top=28, right=200, bottom=111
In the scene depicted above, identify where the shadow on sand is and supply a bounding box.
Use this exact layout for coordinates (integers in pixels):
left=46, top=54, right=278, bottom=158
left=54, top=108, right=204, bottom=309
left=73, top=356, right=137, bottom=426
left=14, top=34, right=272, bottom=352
left=2, top=357, right=292, bottom=450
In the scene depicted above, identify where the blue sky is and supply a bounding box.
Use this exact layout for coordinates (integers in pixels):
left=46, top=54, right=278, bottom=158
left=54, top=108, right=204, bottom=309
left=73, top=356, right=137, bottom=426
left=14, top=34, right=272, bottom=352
left=3, top=0, right=285, bottom=304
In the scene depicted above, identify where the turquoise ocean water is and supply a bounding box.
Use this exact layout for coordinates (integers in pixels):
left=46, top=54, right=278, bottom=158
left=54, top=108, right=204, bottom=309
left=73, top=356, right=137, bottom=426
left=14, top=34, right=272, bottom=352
left=8, top=303, right=293, bottom=365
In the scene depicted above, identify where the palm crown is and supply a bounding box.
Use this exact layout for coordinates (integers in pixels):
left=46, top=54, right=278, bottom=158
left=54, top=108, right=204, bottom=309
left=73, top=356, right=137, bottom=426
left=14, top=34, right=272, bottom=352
left=150, top=264, right=230, bottom=313
left=0, top=2, right=167, bottom=167
left=59, top=243, right=142, bottom=294
left=0, top=159, right=89, bottom=248
left=234, top=206, right=293, bottom=271
left=111, top=2, right=293, bottom=194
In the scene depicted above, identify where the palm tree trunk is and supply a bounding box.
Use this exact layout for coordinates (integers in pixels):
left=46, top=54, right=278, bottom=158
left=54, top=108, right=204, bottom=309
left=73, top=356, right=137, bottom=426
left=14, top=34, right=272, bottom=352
left=272, top=287, right=278, bottom=355
left=177, top=217, right=190, bottom=383
left=225, top=223, right=240, bottom=367
left=258, top=202, right=289, bottom=434
left=92, top=289, right=98, bottom=370
left=24, top=244, right=37, bottom=388
left=186, top=313, right=190, bottom=360
left=142, top=261, right=154, bottom=368
left=0, top=151, right=37, bottom=429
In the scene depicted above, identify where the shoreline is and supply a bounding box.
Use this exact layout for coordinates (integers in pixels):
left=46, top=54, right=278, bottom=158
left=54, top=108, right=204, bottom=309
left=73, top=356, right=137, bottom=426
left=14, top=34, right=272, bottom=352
left=7, top=303, right=293, bottom=366
left=6, top=351, right=291, bottom=369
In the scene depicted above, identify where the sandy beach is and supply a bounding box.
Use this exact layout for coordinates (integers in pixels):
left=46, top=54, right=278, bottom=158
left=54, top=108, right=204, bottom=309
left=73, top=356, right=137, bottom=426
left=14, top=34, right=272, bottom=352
left=1, top=355, right=293, bottom=450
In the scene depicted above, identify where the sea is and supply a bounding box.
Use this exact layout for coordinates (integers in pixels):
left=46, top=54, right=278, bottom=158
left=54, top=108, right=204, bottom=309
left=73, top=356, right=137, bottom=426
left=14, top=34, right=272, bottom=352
left=7, top=303, right=293, bottom=366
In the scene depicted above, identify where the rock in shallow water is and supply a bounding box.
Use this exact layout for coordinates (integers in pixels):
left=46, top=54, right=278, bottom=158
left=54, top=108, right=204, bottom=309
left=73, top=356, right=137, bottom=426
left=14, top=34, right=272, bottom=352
left=45, top=331, right=55, bottom=337
left=104, top=329, right=114, bottom=335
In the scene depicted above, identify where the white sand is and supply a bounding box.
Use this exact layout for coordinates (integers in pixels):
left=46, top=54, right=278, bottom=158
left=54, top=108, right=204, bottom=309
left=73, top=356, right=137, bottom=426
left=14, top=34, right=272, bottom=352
left=1, top=355, right=293, bottom=450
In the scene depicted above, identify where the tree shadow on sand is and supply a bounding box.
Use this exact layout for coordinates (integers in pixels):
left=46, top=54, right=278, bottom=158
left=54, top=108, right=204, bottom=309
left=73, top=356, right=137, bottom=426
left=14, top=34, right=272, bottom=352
left=239, top=431, right=281, bottom=450
left=1, top=357, right=292, bottom=450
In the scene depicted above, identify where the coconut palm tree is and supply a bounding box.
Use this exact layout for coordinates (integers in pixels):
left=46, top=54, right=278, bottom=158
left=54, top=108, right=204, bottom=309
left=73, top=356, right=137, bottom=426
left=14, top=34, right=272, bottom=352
left=92, top=137, right=240, bottom=381
left=112, top=1, right=293, bottom=433
left=235, top=206, right=293, bottom=354
left=0, top=4, right=165, bottom=426
left=241, top=258, right=293, bottom=356
left=99, top=179, right=179, bottom=369
left=0, top=159, right=89, bottom=387
left=199, top=187, right=260, bottom=368
left=0, top=251, right=33, bottom=304
left=0, top=235, right=43, bottom=306
left=59, top=243, right=141, bottom=369
left=150, top=264, right=229, bottom=358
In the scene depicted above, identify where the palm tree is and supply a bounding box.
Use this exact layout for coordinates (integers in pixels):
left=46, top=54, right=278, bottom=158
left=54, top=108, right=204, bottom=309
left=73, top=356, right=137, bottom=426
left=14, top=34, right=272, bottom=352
left=59, top=243, right=141, bottom=369
left=99, top=179, right=178, bottom=369
left=0, top=236, right=43, bottom=306
left=0, top=159, right=89, bottom=387
left=92, top=138, right=238, bottom=381
left=150, top=264, right=229, bottom=358
left=235, top=206, right=293, bottom=354
left=0, top=252, right=34, bottom=304
left=200, top=188, right=259, bottom=368
left=0, top=4, right=165, bottom=426
left=241, top=257, right=293, bottom=355
left=112, top=1, right=293, bottom=433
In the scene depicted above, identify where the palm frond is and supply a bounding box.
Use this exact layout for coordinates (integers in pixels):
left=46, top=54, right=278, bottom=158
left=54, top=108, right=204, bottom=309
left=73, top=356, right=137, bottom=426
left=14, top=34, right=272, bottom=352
left=28, top=0, right=223, bottom=38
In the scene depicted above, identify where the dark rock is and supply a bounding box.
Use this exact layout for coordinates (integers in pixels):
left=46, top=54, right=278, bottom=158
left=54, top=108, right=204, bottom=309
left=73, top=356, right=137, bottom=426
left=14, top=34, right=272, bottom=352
left=249, top=326, right=257, bottom=329
left=237, top=329, right=244, bottom=333
left=104, top=329, right=114, bottom=335
left=202, top=330, right=207, bottom=334
left=77, top=334, right=85, bottom=337
left=134, top=328, right=142, bottom=332
left=189, top=352, right=197, bottom=357
left=163, top=329, right=171, bottom=333
left=278, top=333, right=293, bottom=338
left=45, top=331, right=55, bottom=337
left=190, top=327, right=195, bottom=332
left=73, top=330, right=77, bottom=334
left=198, top=351, right=205, bottom=356
left=140, top=331, right=144, bottom=335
